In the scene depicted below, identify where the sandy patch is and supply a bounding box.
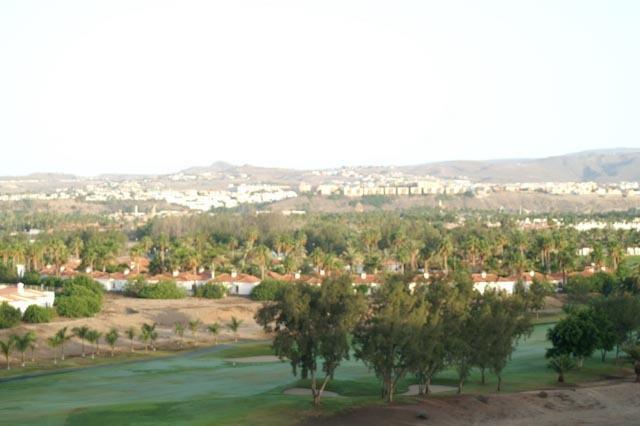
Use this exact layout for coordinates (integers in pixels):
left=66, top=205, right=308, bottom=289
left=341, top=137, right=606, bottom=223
left=226, top=355, right=281, bottom=363
left=403, top=384, right=456, bottom=395
left=0, top=294, right=266, bottom=359
left=284, top=387, right=341, bottom=397
left=306, top=381, right=640, bottom=426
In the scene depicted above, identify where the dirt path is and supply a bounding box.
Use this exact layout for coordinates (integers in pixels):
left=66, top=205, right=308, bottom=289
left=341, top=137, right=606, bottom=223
left=305, top=381, right=640, bottom=426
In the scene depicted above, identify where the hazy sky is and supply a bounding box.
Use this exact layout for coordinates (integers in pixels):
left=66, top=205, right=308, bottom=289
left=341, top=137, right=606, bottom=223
left=1, top=1, right=639, bottom=175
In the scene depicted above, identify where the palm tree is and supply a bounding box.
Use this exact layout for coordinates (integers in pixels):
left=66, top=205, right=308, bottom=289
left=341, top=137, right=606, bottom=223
left=207, top=323, right=220, bottom=345
left=227, top=317, right=243, bottom=342
left=29, top=337, right=37, bottom=362
left=125, top=327, right=136, bottom=352
left=309, top=248, right=326, bottom=274
left=437, top=235, right=453, bottom=274
left=174, top=322, right=185, bottom=348
left=105, top=328, right=119, bottom=357
left=250, top=245, right=271, bottom=280
left=13, top=331, right=36, bottom=367
left=140, top=323, right=157, bottom=352
left=47, top=335, right=62, bottom=365
left=188, top=319, right=202, bottom=341
left=547, top=355, right=575, bottom=383
left=55, top=327, right=72, bottom=360
left=0, top=337, right=15, bottom=370
left=72, top=326, right=90, bottom=358
left=86, top=329, right=102, bottom=359
left=150, top=329, right=158, bottom=351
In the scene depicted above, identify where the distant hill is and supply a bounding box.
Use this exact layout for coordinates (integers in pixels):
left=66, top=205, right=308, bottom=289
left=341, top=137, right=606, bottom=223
left=179, top=161, right=237, bottom=175
left=401, top=149, right=640, bottom=183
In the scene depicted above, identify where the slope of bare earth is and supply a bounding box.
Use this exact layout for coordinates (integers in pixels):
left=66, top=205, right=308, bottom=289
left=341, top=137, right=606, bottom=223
left=271, top=193, right=640, bottom=213
left=305, top=382, right=640, bottom=426
left=0, top=294, right=265, bottom=358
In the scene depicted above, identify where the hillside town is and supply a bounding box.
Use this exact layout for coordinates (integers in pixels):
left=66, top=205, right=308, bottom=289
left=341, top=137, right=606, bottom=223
left=2, top=166, right=640, bottom=212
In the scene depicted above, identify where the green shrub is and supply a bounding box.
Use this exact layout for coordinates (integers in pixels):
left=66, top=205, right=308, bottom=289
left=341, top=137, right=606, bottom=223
left=41, top=276, right=66, bottom=289
left=55, top=274, right=103, bottom=318
left=138, top=280, right=186, bottom=299
left=250, top=279, right=287, bottom=301
left=22, top=271, right=41, bottom=285
left=124, top=276, right=147, bottom=297
left=23, top=305, right=54, bottom=323
left=194, top=283, right=227, bottom=299
left=0, top=302, right=22, bottom=328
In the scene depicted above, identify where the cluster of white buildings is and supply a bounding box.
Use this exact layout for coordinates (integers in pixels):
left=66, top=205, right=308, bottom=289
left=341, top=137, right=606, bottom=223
left=311, top=179, right=640, bottom=199
left=154, top=186, right=297, bottom=211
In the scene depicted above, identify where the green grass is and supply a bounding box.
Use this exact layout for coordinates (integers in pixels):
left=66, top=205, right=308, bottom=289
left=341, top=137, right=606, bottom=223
left=0, top=350, right=171, bottom=380
left=0, top=323, right=635, bottom=426
left=211, top=341, right=274, bottom=359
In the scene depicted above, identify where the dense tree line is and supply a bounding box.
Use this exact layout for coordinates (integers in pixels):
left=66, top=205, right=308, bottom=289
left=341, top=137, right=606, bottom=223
left=257, top=274, right=532, bottom=405
left=2, top=211, right=640, bottom=284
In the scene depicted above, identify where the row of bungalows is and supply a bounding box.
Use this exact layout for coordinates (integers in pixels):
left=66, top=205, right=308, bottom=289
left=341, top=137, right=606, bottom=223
left=92, top=269, right=216, bottom=294
left=210, top=272, right=262, bottom=295
left=471, top=271, right=564, bottom=295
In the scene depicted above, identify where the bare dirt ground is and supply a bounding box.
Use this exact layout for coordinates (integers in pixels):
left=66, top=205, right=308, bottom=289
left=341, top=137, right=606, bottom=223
left=306, top=381, right=640, bottom=426
left=0, top=294, right=265, bottom=358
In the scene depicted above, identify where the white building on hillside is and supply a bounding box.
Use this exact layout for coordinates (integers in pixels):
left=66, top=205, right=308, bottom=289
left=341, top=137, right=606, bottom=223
left=0, top=283, right=55, bottom=313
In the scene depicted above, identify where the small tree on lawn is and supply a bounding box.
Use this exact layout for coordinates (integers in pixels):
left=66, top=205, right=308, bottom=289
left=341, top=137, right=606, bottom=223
left=546, top=309, right=599, bottom=368
left=86, top=329, right=102, bottom=359
left=528, top=279, right=553, bottom=320
left=47, top=335, right=61, bottom=365
left=227, top=317, right=243, bottom=342
left=72, top=326, right=90, bottom=358
left=622, top=344, right=640, bottom=383
left=55, top=327, right=72, bottom=360
left=125, top=327, right=136, bottom=352
left=547, top=355, right=576, bottom=383
left=140, top=323, right=157, bottom=352
left=0, top=337, right=15, bottom=370
left=13, top=331, right=37, bottom=367
left=188, top=319, right=202, bottom=341
left=353, top=278, right=426, bottom=402
left=256, top=275, right=365, bottom=407
left=207, top=323, right=220, bottom=345
left=174, top=322, right=185, bottom=348
left=105, top=328, right=119, bottom=357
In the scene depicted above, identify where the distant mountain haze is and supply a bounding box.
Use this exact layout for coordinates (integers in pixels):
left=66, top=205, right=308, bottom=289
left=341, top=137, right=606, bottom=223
left=3, top=149, right=640, bottom=183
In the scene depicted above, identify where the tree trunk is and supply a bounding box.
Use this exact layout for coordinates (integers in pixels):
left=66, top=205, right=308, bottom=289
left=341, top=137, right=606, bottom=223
left=635, top=361, right=640, bottom=383
left=558, top=371, right=564, bottom=383
left=458, top=379, right=464, bottom=394
left=387, top=381, right=395, bottom=403
left=22, top=352, right=26, bottom=367
left=601, top=350, right=607, bottom=362
left=480, top=367, right=486, bottom=385
left=497, top=374, right=502, bottom=392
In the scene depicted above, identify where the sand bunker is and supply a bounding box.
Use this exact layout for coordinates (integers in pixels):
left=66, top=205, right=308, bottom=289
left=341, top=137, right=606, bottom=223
left=283, top=388, right=341, bottom=397
left=403, top=384, right=456, bottom=395
left=226, top=355, right=282, bottom=363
